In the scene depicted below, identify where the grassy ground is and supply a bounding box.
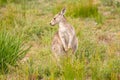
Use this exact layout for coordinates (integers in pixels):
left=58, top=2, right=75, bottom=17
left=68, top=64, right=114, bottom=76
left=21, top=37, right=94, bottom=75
left=0, top=0, right=120, bottom=80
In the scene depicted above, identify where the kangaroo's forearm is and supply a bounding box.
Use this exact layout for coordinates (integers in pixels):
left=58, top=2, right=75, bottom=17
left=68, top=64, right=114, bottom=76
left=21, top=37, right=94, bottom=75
left=61, top=38, right=67, bottom=48
left=59, top=34, right=67, bottom=50
left=68, top=35, right=73, bottom=48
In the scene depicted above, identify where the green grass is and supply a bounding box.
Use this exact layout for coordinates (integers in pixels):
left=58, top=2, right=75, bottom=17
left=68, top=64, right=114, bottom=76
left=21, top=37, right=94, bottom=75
left=53, top=0, right=103, bottom=24
left=0, top=30, right=29, bottom=74
left=0, top=0, right=120, bottom=80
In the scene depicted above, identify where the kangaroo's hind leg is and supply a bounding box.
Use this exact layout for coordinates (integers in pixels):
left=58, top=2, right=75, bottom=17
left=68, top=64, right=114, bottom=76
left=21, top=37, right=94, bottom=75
left=72, top=37, right=78, bottom=53
left=51, top=44, right=65, bottom=68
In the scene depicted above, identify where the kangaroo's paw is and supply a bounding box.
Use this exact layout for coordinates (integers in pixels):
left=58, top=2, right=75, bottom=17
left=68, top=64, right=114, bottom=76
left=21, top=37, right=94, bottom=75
left=64, top=47, right=68, bottom=51
left=68, top=45, right=72, bottom=49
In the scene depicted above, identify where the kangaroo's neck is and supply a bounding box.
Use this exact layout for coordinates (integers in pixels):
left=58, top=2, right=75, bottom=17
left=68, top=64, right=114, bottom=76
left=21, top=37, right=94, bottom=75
left=59, top=16, right=67, bottom=28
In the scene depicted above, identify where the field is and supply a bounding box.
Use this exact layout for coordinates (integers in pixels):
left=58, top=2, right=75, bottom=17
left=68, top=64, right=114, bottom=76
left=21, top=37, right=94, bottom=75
left=0, top=0, right=120, bottom=80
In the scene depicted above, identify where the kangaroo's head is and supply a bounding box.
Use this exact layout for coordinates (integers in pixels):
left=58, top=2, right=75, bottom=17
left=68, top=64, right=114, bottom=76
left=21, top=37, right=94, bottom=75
left=50, top=8, right=66, bottom=26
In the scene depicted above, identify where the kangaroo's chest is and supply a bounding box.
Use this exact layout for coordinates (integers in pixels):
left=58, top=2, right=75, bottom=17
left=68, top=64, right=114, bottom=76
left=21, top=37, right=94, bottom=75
left=59, top=27, right=69, bottom=43
left=59, top=26, right=68, bottom=35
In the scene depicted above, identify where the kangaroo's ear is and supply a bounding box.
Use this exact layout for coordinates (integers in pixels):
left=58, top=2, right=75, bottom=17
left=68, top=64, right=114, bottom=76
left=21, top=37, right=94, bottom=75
left=60, top=8, right=66, bottom=15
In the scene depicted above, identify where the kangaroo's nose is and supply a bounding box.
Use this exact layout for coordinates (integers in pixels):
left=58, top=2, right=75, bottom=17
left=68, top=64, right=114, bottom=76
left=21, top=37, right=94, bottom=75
left=50, top=23, right=53, bottom=26
left=50, top=23, right=52, bottom=25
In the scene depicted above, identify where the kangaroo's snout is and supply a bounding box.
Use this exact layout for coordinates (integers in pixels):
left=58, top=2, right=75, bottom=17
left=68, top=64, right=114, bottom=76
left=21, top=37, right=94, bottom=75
left=50, top=22, right=54, bottom=26
left=50, top=23, right=52, bottom=25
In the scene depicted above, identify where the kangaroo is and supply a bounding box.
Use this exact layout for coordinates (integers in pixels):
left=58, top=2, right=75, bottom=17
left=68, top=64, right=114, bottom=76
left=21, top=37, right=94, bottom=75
left=50, top=8, right=78, bottom=58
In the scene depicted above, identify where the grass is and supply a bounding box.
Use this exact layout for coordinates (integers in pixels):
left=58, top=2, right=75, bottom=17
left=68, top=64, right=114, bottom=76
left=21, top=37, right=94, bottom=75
left=0, top=30, right=29, bottom=74
left=53, top=0, right=103, bottom=24
left=0, top=0, right=120, bottom=80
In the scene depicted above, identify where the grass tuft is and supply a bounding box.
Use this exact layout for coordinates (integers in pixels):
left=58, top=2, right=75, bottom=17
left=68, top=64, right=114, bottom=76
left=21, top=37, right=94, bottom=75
left=0, top=30, right=29, bottom=74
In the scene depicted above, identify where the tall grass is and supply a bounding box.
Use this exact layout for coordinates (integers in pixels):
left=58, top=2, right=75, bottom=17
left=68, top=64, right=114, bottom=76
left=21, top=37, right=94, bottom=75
left=0, top=0, right=7, bottom=6
left=77, top=39, right=106, bottom=61
left=53, top=0, right=103, bottom=23
left=0, top=30, right=29, bottom=74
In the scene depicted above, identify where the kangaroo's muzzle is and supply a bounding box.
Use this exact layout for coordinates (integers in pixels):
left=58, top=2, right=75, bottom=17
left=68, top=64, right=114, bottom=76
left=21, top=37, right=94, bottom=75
left=50, top=22, right=55, bottom=26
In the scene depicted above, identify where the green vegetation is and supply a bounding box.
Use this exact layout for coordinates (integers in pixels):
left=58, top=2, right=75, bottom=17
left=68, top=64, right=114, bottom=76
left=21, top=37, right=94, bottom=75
left=0, top=30, right=29, bottom=74
left=53, top=0, right=103, bottom=23
left=0, top=0, right=120, bottom=80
